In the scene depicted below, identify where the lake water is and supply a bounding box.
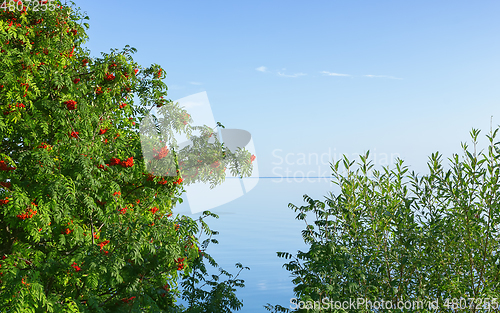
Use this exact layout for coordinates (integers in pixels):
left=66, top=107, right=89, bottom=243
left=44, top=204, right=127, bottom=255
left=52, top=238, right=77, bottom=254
left=174, top=178, right=340, bottom=312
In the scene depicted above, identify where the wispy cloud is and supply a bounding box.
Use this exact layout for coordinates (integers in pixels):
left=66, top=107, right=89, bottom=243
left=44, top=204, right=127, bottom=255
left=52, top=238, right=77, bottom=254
left=257, top=67, right=402, bottom=80
left=321, top=71, right=350, bottom=77
left=277, top=72, right=306, bottom=78
left=256, top=66, right=306, bottom=78
left=364, top=75, right=402, bottom=80
left=189, top=81, right=203, bottom=85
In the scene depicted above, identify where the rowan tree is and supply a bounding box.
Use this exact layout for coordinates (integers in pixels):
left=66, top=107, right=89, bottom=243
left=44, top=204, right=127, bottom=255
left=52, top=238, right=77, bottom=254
left=0, top=1, right=251, bottom=311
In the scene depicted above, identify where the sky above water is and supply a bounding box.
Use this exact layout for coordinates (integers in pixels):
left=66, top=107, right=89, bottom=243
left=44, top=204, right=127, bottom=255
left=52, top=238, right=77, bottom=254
left=79, top=0, right=499, bottom=180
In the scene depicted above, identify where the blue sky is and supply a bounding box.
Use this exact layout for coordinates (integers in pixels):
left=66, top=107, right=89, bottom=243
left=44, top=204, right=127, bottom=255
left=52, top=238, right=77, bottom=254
left=77, top=1, right=500, bottom=310
left=79, top=0, right=500, bottom=179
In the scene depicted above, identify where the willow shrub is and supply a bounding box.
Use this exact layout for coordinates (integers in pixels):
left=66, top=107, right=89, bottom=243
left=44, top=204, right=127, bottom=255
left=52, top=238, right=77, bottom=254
left=0, top=1, right=250, bottom=312
left=267, top=127, right=500, bottom=312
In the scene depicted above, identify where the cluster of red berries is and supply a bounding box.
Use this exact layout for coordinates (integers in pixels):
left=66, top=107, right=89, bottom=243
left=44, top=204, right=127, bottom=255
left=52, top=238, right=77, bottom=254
left=37, top=142, right=51, bottom=149
left=145, top=174, right=183, bottom=185
left=71, top=262, right=81, bottom=272
left=82, top=59, right=88, bottom=66
left=157, top=69, right=162, bottom=78
left=174, top=177, right=183, bottom=185
left=113, top=191, right=121, bottom=197
left=110, top=158, right=120, bottom=166
left=61, top=228, right=73, bottom=235
left=134, top=69, right=139, bottom=75
left=0, top=197, right=9, bottom=205
left=95, top=86, right=103, bottom=94
left=17, top=208, right=37, bottom=220
left=121, top=296, right=136, bottom=304
left=99, top=128, right=108, bottom=135
left=69, top=131, right=78, bottom=138
left=156, top=96, right=167, bottom=108
left=96, top=164, right=108, bottom=171
left=184, top=243, right=195, bottom=251
left=181, top=113, right=190, bottom=125
left=73, top=78, right=80, bottom=84
left=0, top=161, right=15, bottom=171
left=118, top=207, right=128, bottom=214
left=64, top=100, right=77, bottom=110
left=186, top=168, right=200, bottom=180
left=105, top=73, right=115, bottom=81
left=153, top=146, right=169, bottom=160
left=2, top=103, right=25, bottom=115
left=149, top=207, right=159, bottom=214
left=161, top=283, right=170, bottom=297
left=175, top=257, right=186, bottom=271
left=119, top=102, right=127, bottom=109
left=251, top=154, right=256, bottom=163
left=121, top=157, right=134, bottom=168
left=99, top=240, right=110, bottom=251
left=109, top=157, right=134, bottom=168
left=0, top=182, right=11, bottom=189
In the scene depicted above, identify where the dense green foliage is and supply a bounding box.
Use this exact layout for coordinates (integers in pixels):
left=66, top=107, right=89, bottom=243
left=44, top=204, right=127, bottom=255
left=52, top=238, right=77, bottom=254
left=0, top=1, right=250, bottom=311
left=268, top=128, right=500, bottom=312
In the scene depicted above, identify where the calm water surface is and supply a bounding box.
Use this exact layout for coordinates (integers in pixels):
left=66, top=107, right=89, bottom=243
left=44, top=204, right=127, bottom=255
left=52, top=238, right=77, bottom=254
left=174, top=178, right=339, bottom=312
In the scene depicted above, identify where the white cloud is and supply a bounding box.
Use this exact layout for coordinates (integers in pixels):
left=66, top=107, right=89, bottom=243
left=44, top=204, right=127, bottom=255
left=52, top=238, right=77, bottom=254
left=277, top=72, right=306, bottom=78
left=364, top=74, right=402, bottom=80
left=189, top=81, right=203, bottom=85
left=321, top=71, right=350, bottom=77
left=256, top=66, right=305, bottom=77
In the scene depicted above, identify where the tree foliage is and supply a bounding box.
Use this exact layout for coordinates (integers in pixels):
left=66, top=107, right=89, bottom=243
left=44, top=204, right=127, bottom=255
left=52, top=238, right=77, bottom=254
left=269, top=128, right=500, bottom=312
left=0, top=1, right=250, bottom=311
